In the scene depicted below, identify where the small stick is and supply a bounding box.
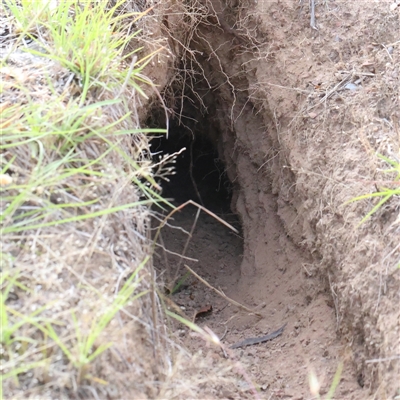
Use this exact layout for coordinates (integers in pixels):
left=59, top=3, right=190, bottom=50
left=262, top=81, right=310, bottom=94
left=171, top=208, right=201, bottom=286
left=338, top=70, right=376, bottom=77
left=310, top=0, right=318, bottom=30
left=184, top=264, right=261, bottom=316
left=229, top=323, right=287, bottom=349
left=220, top=326, right=228, bottom=341
left=309, top=74, right=351, bottom=110
left=155, top=200, right=239, bottom=239
left=154, top=242, right=199, bottom=262
left=366, top=355, right=400, bottom=364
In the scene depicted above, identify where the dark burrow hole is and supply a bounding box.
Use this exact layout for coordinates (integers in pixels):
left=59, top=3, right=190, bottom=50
left=147, top=98, right=243, bottom=293
left=149, top=114, right=233, bottom=216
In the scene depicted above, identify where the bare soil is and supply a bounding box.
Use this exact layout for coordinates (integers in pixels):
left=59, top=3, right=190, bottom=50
left=155, top=199, right=365, bottom=399
left=151, top=0, right=400, bottom=398
left=2, top=0, right=397, bottom=398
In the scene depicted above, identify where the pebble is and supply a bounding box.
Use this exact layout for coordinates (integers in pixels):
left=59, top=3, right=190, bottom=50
left=106, top=385, right=119, bottom=399
left=220, top=389, right=235, bottom=398
left=344, top=82, right=358, bottom=91
left=247, top=348, right=257, bottom=357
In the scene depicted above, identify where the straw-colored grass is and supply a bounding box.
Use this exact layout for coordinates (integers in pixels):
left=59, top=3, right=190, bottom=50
left=1, top=2, right=257, bottom=398
left=1, top=1, right=172, bottom=397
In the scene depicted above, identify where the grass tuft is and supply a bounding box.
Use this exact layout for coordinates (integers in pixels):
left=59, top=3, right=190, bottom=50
left=1, top=1, right=174, bottom=397
left=347, top=153, right=400, bottom=224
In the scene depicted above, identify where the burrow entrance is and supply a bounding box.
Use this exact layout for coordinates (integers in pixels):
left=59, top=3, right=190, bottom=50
left=149, top=96, right=243, bottom=297
left=150, top=116, right=232, bottom=215
left=148, top=90, right=361, bottom=397
left=148, top=13, right=364, bottom=395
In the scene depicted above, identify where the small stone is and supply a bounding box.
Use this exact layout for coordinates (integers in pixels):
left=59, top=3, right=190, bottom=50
left=0, top=174, right=12, bottom=186
left=247, top=348, right=257, bottom=357
left=220, top=389, right=235, bottom=399
left=344, top=82, right=358, bottom=91
left=107, top=385, right=119, bottom=399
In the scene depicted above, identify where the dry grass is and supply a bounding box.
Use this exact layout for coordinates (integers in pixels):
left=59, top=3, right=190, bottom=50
left=0, top=1, right=172, bottom=397
left=3, top=0, right=397, bottom=397
left=0, top=2, right=265, bottom=399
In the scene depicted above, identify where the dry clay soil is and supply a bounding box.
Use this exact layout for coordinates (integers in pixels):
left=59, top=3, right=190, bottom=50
left=156, top=205, right=365, bottom=399
left=151, top=0, right=400, bottom=399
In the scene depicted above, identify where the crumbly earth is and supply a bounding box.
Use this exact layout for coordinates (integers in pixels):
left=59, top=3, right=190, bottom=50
left=152, top=0, right=400, bottom=398
left=155, top=204, right=366, bottom=399
left=3, top=0, right=398, bottom=398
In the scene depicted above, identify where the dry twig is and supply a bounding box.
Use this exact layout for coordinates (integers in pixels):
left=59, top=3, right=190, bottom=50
left=184, top=264, right=261, bottom=317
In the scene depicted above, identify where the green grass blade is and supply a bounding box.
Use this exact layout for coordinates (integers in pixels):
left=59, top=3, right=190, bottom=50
left=2, top=199, right=158, bottom=234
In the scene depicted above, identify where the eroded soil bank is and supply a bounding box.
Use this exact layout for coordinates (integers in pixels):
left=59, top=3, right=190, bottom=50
left=154, top=185, right=365, bottom=399
left=150, top=0, right=399, bottom=398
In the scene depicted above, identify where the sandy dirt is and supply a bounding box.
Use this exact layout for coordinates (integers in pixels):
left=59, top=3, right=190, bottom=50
left=154, top=200, right=366, bottom=399
left=152, top=0, right=399, bottom=398
left=4, top=0, right=398, bottom=398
